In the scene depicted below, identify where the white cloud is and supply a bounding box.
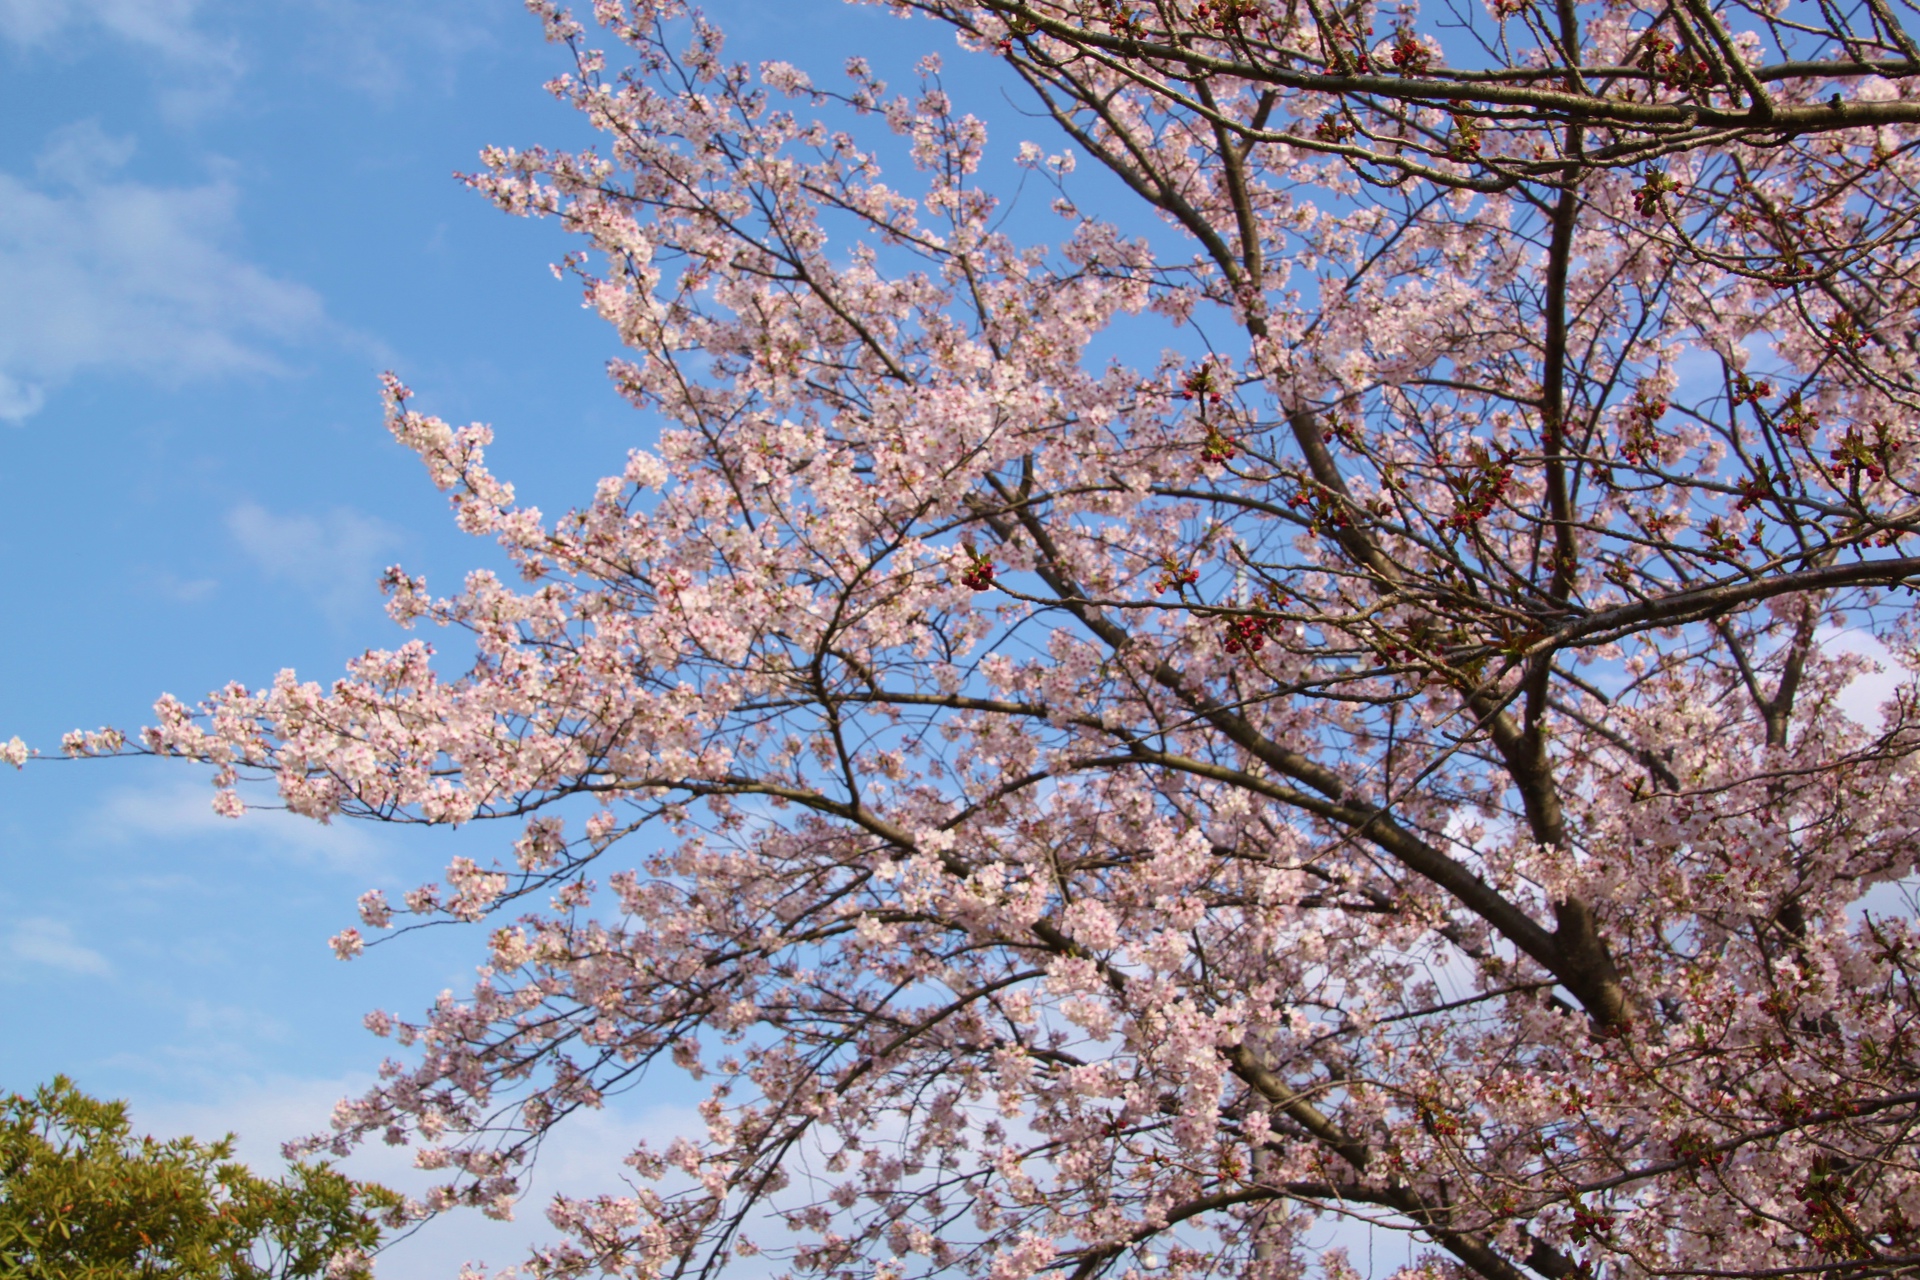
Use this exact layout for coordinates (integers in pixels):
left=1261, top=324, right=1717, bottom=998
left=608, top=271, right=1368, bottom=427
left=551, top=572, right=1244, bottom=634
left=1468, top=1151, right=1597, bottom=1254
left=226, top=501, right=401, bottom=624
left=130, top=1073, right=703, bottom=1279
left=0, top=122, right=325, bottom=422
left=35, top=116, right=138, bottom=183
left=7, top=916, right=113, bottom=976
left=146, top=569, right=220, bottom=603
left=86, top=777, right=389, bottom=878
left=0, top=371, right=44, bottom=420
left=0, top=0, right=513, bottom=111
left=0, top=1, right=243, bottom=119
left=183, top=997, right=292, bottom=1043
left=1821, top=628, right=1910, bottom=730
left=0, top=0, right=239, bottom=70
left=291, top=0, right=500, bottom=100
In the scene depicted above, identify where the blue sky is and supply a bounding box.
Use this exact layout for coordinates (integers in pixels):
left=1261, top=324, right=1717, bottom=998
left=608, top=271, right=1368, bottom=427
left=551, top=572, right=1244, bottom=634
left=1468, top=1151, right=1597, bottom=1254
left=0, top=2, right=966, bottom=1274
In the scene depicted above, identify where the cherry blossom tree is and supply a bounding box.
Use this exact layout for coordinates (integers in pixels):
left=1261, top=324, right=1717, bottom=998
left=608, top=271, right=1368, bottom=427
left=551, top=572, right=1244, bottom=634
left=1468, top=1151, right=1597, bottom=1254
left=60, top=0, right=1920, bottom=1276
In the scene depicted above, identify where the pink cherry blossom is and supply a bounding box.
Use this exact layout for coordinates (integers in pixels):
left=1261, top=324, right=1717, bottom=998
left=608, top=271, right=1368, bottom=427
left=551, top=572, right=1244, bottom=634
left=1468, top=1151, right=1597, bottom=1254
left=67, top=1, right=1920, bottom=1277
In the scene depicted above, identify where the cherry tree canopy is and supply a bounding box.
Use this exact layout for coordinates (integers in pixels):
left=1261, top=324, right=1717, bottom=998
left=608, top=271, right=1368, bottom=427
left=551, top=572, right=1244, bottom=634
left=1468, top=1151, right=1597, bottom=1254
left=64, top=0, right=1920, bottom=1276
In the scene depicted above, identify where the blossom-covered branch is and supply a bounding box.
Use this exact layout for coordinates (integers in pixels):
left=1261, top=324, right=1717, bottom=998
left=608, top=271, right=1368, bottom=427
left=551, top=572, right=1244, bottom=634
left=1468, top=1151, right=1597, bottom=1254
left=60, top=0, right=1920, bottom=1277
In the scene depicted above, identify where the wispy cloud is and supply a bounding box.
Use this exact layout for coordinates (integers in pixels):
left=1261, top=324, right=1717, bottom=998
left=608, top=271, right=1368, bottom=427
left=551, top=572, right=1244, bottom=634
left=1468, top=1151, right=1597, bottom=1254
left=144, top=570, right=220, bottom=604
left=0, top=122, right=326, bottom=422
left=7, top=916, right=113, bottom=977
left=87, top=778, right=389, bottom=878
left=0, top=0, right=234, bottom=64
left=0, top=1, right=243, bottom=117
left=0, top=0, right=513, bottom=108
left=1822, top=628, right=1911, bottom=729
left=225, top=501, right=401, bottom=625
left=289, top=0, right=502, bottom=100
left=131, top=1072, right=702, bottom=1275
